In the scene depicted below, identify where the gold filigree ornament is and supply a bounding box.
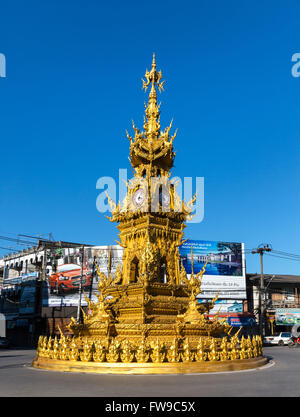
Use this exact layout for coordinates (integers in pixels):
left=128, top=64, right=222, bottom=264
left=150, top=339, right=166, bottom=363
left=106, top=340, right=121, bottom=363
left=181, top=338, right=195, bottom=362
left=120, top=340, right=135, bottom=363
left=166, top=338, right=180, bottom=363
left=136, top=339, right=150, bottom=363
left=93, top=340, right=106, bottom=362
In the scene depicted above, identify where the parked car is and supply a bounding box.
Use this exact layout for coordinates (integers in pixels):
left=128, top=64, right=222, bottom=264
left=263, top=332, right=291, bottom=346
left=49, top=264, right=92, bottom=294
left=0, top=337, right=10, bottom=348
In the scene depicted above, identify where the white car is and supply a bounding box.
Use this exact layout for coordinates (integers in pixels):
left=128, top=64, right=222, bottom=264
left=263, top=332, right=291, bottom=346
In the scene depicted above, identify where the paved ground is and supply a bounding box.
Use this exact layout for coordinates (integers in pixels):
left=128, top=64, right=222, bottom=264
left=0, top=346, right=299, bottom=397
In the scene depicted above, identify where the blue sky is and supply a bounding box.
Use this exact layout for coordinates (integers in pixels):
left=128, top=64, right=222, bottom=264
left=0, top=0, right=300, bottom=275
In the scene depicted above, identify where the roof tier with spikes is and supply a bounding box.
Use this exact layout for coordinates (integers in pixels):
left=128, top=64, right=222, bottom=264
left=126, top=53, right=177, bottom=175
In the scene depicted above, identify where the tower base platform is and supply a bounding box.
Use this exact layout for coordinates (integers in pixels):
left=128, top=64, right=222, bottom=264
left=32, top=356, right=267, bottom=375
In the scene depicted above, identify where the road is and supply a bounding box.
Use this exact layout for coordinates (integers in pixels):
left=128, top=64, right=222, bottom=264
left=0, top=346, right=299, bottom=397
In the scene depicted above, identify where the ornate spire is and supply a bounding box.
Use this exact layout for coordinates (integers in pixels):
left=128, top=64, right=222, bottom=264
left=126, top=54, right=176, bottom=173
left=142, top=53, right=165, bottom=93
left=142, top=53, right=165, bottom=141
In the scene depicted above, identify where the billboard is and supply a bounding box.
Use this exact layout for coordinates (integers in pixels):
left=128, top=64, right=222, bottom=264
left=227, top=316, right=256, bottom=327
left=275, top=309, right=300, bottom=326
left=42, top=239, right=246, bottom=306
left=198, top=299, right=244, bottom=314
left=44, top=245, right=123, bottom=307
left=179, top=240, right=246, bottom=299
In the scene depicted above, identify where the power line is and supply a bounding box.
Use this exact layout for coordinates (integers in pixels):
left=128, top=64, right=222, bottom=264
left=271, top=250, right=300, bottom=259
left=265, top=253, right=300, bottom=262
left=0, top=235, right=36, bottom=246
left=245, top=246, right=300, bottom=262
left=18, top=234, right=54, bottom=242
left=0, top=246, right=16, bottom=252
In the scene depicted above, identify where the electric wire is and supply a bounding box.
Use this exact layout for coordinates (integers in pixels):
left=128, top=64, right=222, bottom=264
left=272, top=250, right=300, bottom=259
left=0, top=235, right=36, bottom=246
left=265, top=253, right=300, bottom=262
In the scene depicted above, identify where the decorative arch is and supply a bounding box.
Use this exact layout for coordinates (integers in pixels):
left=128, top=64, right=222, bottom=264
left=129, top=256, right=139, bottom=283
left=159, top=256, right=167, bottom=283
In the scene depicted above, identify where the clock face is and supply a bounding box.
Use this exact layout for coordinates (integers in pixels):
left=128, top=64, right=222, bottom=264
left=132, top=188, right=145, bottom=208
left=159, top=189, right=170, bottom=207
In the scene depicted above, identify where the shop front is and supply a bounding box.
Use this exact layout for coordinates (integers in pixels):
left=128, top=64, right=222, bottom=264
left=273, top=308, right=300, bottom=333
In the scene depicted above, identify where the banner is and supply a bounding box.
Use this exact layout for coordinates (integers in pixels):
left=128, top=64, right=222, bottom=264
left=198, top=299, right=244, bottom=313
left=275, top=309, right=300, bottom=326
left=227, top=316, right=256, bottom=327
left=44, top=245, right=123, bottom=307
left=179, top=240, right=246, bottom=299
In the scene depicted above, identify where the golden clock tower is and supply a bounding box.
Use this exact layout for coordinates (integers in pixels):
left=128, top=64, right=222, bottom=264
left=33, top=55, right=265, bottom=374
left=107, top=54, right=195, bottom=289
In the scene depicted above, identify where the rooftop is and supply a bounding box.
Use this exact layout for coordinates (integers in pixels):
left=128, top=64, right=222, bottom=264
left=247, top=273, right=300, bottom=284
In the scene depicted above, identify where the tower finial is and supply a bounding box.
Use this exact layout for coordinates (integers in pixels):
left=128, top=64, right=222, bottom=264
left=141, top=54, right=165, bottom=139
left=152, top=53, right=156, bottom=68
left=142, top=53, right=165, bottom=93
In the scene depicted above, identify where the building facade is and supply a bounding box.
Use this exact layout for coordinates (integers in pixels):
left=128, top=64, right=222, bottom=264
left=247, top=273, right=300, bottom=335
left=0, top=244, right=89, bottom=346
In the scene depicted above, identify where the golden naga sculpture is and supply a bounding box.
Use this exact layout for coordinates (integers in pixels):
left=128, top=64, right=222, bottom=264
left=33, top=55, right=266, bottom=374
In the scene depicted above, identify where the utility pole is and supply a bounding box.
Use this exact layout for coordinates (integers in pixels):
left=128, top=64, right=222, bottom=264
left=88, top=256, right=96, bottom=302
left=76, top=246, right=85, bottom=324
left=251, top=244, right=272, bottom=337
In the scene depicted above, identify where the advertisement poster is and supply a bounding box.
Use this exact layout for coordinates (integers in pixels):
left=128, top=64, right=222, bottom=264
left=44, top=245, right=123, bottom=307
left=179, top=240, right=246, bottom=299
left=227, top=316, right=256, bottom=327
left=275, top=309, right=300, bottom=326
left=197, top=299, right=244, bottom=314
